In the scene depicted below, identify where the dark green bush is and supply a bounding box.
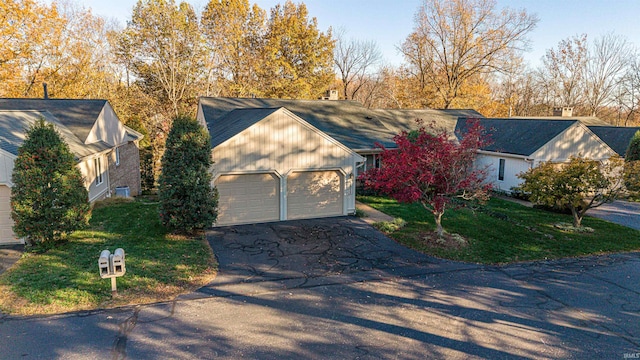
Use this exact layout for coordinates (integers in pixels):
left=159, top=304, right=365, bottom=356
left=10, top=119, right=91, bottom=247
left=158, top=115, right=218, bottom=233
left=626, top=130, right=640, bottom=161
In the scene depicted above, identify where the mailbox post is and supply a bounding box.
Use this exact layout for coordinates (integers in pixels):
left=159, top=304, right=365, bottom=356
left=97, top=248, right=126, bottom=296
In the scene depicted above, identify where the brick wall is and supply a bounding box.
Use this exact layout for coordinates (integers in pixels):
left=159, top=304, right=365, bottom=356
left=108, top=141, right=142, bottom=196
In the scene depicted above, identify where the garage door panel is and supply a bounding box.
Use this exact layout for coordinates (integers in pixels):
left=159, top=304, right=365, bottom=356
left=287, top=171, right=343, bottom=220
left=215, top=173, right=280, bottom=226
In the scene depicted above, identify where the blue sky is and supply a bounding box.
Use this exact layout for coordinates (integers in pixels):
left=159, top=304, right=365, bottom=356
left=79, top=0, right=640, bottom=68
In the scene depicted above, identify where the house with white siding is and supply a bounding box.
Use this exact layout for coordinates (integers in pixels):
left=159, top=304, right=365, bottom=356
left=0, top=99, right=143, bottom=245
left=456, top=118, right=617, bottom=192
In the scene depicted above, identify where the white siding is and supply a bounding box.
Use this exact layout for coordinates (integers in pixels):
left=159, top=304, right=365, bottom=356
left=78, top=155, right=109, bottom=202
left=532, top=123, right=615, bottom=161
left=0, top=151, right=15, bottom=186
left=85, top=103, right=127, bottom=146
left=0, top=185, right=19, bottom=244
left=476, top=154, right=533, bottom=192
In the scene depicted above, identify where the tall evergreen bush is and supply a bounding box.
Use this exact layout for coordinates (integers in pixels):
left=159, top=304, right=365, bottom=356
left=158, top=115, right=218, bottom=233
left=11, top=119, right=90, bottom=247
left=625, top=130, right=640, bottom=161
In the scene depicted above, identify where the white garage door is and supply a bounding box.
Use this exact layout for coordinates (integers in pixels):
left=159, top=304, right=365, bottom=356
left=287, top=171, right=343, bottom=220
left=0, top=185, right=17, bottom=244
left=215, top=173, right=280, bottom=226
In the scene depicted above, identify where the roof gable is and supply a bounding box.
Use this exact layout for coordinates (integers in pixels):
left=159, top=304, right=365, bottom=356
left=456, top=118, right=577, bottom=156
left=587, top=126, right=640, bottom=156
left=0, top=98, right=108, bottom=143
left=211, top=107, right=363, bottom=174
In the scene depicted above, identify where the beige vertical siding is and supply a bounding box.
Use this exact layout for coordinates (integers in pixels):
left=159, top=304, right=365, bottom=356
left=212, top=110, right=358, bottom=178
left=532, top=124, right=615, bottom=161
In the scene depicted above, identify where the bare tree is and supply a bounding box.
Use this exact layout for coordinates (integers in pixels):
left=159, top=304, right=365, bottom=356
left=400, top=0, right=538, bottom=108
left=541, top=34, right=588, bottom=109
left=333, top=29, right=382, bottom=100
left=615, top=55, right=640, bottom=126
left=584, top=33, right=633, bottom=117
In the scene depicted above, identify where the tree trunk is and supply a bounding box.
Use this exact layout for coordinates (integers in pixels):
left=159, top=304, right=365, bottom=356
left=571, top=207, right=583, bottom=227
left=434, top=211, right=444, bottom=237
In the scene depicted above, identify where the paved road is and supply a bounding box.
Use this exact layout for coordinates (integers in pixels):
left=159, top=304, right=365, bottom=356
left=587, top=200, right=640, bottom=230
left=0, top=217, right=639, bottom=359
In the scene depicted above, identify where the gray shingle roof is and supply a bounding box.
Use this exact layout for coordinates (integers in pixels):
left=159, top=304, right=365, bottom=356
left=0, top=110, right=110, bottom=159
left=511, top=116, right=610, bottom=126
left=587, top=126, right=640, bottom=156
left=375, top=108, right=484, bottom=135
left=456, top=118, right=577, bottom=156
left=210, top=108, right=281, bottom=147
left=0, top=98, right=108, bottom=142
left=199, top=97, right=484, bottom=150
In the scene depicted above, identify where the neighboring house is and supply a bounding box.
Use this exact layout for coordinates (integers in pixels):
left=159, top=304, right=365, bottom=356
left=0, top=99, right=143, bottom=245
left=456, top=118, right=617, bottom=192
left=587, top=126, right=640, bottom=157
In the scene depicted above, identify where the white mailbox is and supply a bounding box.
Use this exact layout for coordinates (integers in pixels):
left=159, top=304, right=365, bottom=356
left=98, top=250, right=111, bottom=278
left=98, top=248, right=127, bottom=295
left=112, top=248, right=126, bottom=276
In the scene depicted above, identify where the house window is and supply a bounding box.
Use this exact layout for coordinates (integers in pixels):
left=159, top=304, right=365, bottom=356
left=115, top=147, right=120, bottom=166
left=498, top=158, right=505, bottom=181
left=95, top=157, right=103, bottom=185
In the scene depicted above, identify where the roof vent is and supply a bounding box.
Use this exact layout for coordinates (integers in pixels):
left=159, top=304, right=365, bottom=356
left=43, top=83, right=49, bottom=99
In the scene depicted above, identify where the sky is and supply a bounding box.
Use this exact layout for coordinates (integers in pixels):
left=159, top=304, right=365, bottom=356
left=75, top=0, right=640, bottom=68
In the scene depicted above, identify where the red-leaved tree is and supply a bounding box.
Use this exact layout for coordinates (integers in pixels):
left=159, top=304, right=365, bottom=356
left=360, top=120, right=491, bottom=237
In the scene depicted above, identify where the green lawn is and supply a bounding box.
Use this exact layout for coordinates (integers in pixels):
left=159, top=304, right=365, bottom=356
left=358, top=195, right=640, bottom=264
left=0, top=198, right=217, bottom=315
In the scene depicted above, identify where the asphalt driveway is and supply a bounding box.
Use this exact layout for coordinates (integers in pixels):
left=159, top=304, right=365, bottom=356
left=0, top=217, right=638, bottom=359
left=587, top=200, right=640, bottom=230
left=195, top=217, right=474, bottom=297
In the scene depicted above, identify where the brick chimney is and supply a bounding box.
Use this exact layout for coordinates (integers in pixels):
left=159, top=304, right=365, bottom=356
left=321, top=89, right=339, bottom=101
left=553, top=106, right=573, bottom=117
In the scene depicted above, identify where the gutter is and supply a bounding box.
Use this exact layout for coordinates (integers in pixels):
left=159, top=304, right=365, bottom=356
left=477, top=150, right=534, bottom=161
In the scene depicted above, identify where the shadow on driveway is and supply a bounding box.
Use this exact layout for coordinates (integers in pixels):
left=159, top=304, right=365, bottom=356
left=196, top=217, right=476, bottom=297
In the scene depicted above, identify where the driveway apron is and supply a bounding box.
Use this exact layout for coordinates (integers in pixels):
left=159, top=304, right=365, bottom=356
left=195, top=217, right=477, bottom=297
